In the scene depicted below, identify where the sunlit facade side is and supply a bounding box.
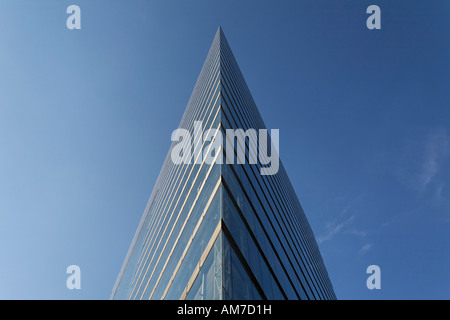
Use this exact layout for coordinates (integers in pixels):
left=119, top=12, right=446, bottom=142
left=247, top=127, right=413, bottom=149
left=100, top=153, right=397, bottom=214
left=111, top=27, right=336, bottom=300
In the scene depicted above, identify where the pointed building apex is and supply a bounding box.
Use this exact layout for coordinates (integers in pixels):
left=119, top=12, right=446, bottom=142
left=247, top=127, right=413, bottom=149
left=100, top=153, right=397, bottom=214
left=215, top=25, right=223, bottom=39
left=213, top=25, right=230, bottom=57
left=216, top=25, right=227, bottom=38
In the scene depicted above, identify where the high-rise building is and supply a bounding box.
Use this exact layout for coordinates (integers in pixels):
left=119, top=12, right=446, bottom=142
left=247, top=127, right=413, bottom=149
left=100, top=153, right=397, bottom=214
left=111, top=27, right=336, bottom=300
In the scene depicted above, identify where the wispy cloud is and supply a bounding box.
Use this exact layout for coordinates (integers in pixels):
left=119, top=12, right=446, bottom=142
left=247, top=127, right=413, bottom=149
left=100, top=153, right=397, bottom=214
left=317, top=195, right=370, bottom=244
left=418, top=128, right=449, bottom=190
left=317, top=222, right=344, bottom=244
left=434, top=182, right=446, bottom=202
left=359, top=243, right=372, bottom=255
left=317, top=214, right=355, bottom=244
left=396, top=127, right=449, bottom=200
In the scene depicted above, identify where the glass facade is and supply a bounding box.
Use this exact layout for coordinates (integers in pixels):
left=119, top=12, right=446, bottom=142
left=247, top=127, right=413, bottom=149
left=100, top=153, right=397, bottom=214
left=111, top=27, right=336, bottom=300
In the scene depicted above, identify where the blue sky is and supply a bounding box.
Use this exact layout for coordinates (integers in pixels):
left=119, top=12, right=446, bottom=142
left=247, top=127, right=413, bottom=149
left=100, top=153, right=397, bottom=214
left=0, top=0, right=449, bottom=299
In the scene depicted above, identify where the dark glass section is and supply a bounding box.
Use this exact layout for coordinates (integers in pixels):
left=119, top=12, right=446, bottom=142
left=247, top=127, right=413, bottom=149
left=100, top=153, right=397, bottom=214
left=222, top=232, right=262, bottom=300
